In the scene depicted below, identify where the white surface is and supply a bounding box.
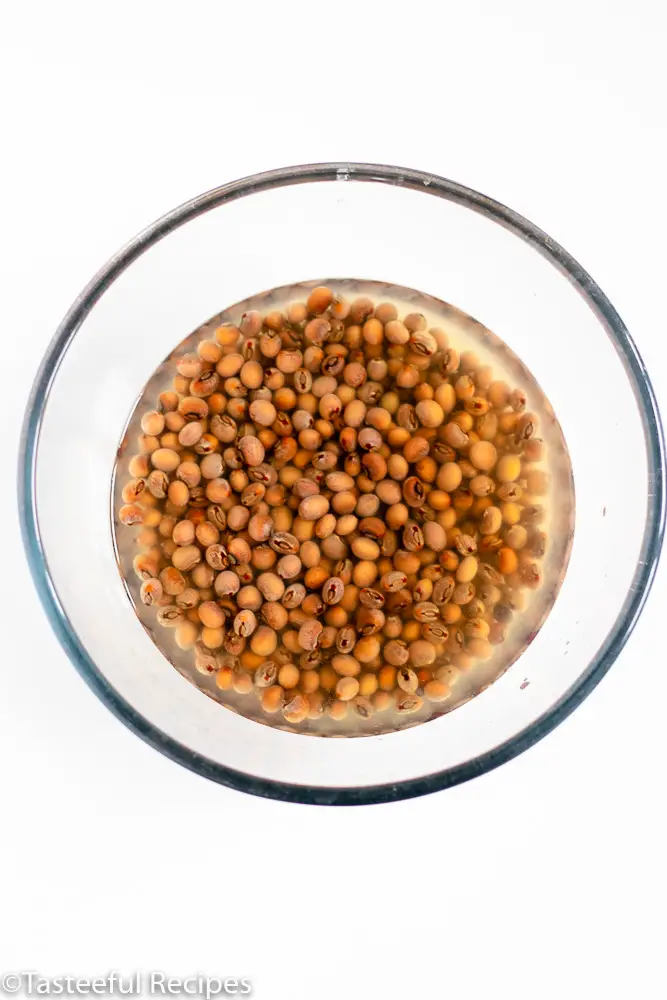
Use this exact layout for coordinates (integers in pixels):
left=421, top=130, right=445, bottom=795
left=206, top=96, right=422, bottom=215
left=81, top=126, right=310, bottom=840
left=1, top=1, right=666, bottom=998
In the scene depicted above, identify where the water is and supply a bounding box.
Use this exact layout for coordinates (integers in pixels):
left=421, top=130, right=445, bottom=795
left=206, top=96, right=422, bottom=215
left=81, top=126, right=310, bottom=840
left=112, top=278, right=575, bottom=737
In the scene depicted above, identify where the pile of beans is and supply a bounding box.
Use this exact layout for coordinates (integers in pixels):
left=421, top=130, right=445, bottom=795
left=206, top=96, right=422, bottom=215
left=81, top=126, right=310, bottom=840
left=118, top=286, right=548, bottom=730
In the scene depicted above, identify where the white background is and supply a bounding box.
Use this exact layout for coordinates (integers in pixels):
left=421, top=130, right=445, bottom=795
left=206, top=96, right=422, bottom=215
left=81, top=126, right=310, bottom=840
left=1, top=2, right=666, bottom=998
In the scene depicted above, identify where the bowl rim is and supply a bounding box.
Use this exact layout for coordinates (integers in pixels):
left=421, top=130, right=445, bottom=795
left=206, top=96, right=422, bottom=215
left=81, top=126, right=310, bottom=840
left=18, top=161, right=666, bottom=806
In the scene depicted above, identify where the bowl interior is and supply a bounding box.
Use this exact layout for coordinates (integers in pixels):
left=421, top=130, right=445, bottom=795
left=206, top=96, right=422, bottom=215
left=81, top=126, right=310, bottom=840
left=112, top=276, right=575, bottom=736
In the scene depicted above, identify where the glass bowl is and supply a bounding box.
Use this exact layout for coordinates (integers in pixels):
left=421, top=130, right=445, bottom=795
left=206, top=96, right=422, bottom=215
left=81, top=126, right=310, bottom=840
left=19, top=162, right=666, bottom=805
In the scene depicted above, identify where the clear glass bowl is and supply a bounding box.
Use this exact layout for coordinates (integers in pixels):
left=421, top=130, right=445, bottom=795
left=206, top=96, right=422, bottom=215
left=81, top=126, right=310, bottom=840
left=19, top=162, right=666, bottom=804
